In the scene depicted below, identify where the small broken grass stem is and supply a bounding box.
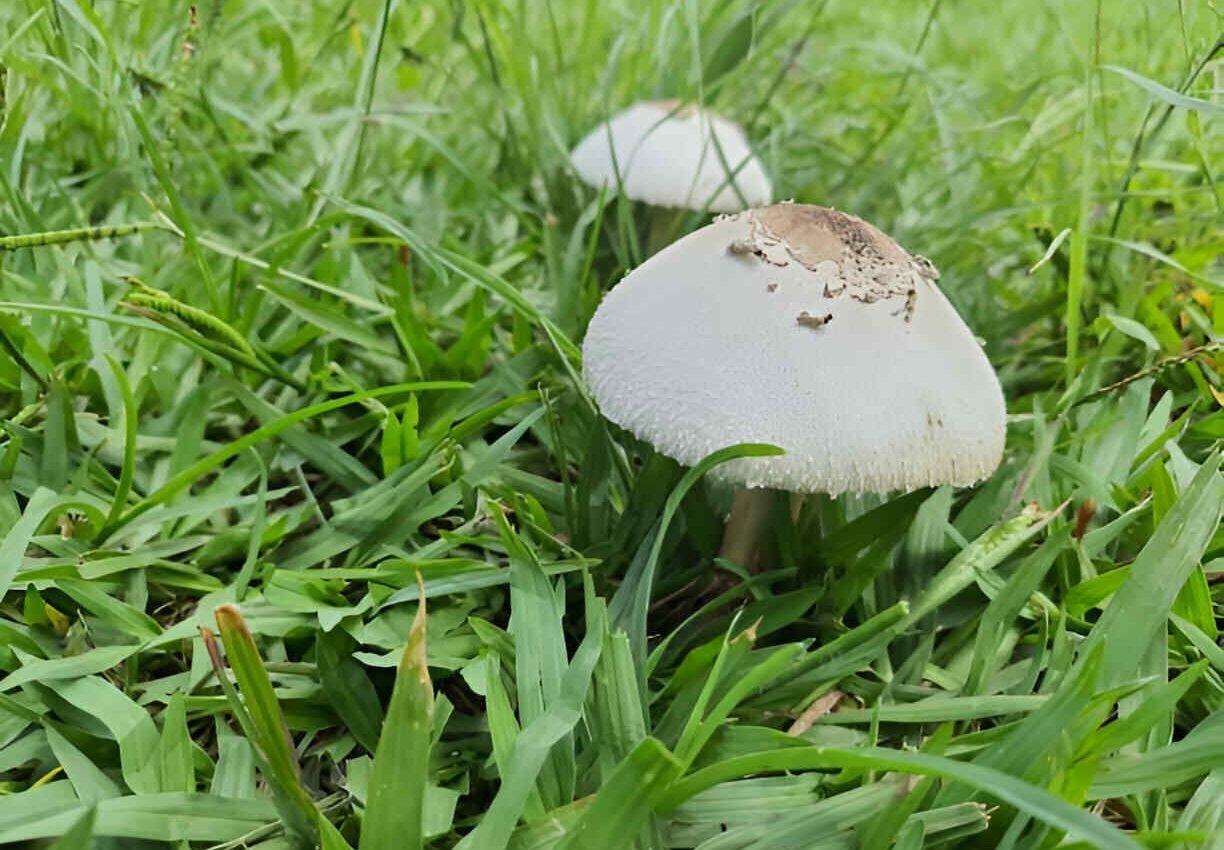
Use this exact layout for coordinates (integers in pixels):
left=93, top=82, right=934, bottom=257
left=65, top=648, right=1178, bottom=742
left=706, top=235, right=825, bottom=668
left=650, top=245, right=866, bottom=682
left=719, top=488, right=775, bottom=571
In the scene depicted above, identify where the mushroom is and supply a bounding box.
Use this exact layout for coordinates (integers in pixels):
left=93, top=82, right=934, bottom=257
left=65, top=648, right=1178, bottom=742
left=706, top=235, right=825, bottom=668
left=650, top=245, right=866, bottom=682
left=582, top=202, right=1006, bottom=570
left=570, top=100, right=772, bottom=253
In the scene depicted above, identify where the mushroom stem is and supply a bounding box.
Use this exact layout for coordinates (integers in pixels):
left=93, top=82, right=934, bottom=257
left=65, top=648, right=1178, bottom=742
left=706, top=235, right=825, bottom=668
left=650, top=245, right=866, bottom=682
left=718, top=488, right=775, bottom=571
left=645, top=208, right=684, bottom=257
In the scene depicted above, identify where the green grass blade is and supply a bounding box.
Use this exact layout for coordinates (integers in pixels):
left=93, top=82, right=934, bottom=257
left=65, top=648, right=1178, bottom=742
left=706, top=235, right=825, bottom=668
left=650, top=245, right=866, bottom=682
left=1175, top=768, right=1224, bottom=848
left=308, top=0, right=398, bottom=223
left=0, top=792, right=276, bottom=843
left=209, top=606, right=319, bottom=847
left=677, top=637, right=805, bottom=767
left=608, top=442, right=784, bottom=665
left=1101, top=64, right=1224, bottom=116
left=904, top=500, right=1066, bottom=626
left=1079, top=661, right=1209, bottom=758
left=316, top=629, right=385, bottom=756
left=45, top=808, right=95, bottom=850
left=1080, top=451, right=1223, bottom=687
left=100, top=381, right=468, bottom=538
left=2, top=645, right=142, bottom=693
left=659, top=745, right=1143, bottom=850
left=210, top=718, right=257, bottom=800
left=455, top=582, right=606, bottom=850
left=43, top=676, right=161, bottom=795
left=154, top=693, right=193, bottom=794
left=99, top=355, right=137, bottom=528
left=553, top=738, right=683, bottom=850
left=44, top=725, right=123, bottom=803
left=497, top=501, right=574, bottom=809
left=965, top=530, right=1067, bottom=694
left=591, top=629, right=649, bottom=775
left=1088, top=729, right=1224, bottom=799
left=360, top=575, right=434, bottom=850
left=39, top=380, right=73, bottom=492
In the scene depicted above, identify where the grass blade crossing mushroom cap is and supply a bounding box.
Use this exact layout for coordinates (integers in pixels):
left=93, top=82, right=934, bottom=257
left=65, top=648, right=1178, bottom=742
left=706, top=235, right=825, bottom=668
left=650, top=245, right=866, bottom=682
left=570, top=101, right=772, bottom=213
left=582, top=203, right=1006, bottom=495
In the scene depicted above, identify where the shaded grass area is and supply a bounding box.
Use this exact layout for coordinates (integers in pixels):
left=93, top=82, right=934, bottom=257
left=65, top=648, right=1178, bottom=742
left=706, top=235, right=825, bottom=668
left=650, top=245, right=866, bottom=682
left=0, top=0, right=1222, bottom=848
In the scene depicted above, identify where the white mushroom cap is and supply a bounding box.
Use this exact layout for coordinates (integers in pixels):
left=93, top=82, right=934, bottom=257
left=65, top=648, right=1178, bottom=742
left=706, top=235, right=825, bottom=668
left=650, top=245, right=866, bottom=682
left=570, top=101, right=772, bottom=213
left=582, top=203, right=1006, bottom=495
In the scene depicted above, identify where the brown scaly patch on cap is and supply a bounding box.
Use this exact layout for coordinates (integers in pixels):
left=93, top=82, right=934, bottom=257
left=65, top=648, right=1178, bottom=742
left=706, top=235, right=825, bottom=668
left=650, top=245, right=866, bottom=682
left=732, top=203, right=940, bottom=321
left=753, top=204, right=914, bottom=270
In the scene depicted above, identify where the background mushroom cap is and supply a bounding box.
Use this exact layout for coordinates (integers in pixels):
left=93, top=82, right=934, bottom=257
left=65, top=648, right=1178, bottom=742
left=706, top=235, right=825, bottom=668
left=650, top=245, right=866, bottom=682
left=570, top=101, right=772, bottom=213
left=582, top=203, right=1007, bottom=495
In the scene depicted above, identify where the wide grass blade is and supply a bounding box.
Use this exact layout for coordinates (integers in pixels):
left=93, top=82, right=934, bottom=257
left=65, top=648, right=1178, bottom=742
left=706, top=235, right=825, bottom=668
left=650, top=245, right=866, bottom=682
left=659, top=745, right=1142, bottom=850
left=45, top=808, right=95, bottom=850
left=100, top=381, right=468, bottom=538
left=1101, top=64, right=1224, bottom=116
left=0, top=791, right=276, bottom=843
left=316, top=629, right=385, bottom=755
left=45, top=725, right=123, bottom=803
left=1079, top=451, right=1223, bottom=687
left=360, top=575, right=434, bottom=850
left=0, top=488, right=63, bottom=600
left=455, top=577, right=606, bottom=850
left=205, top=605, right=318, bottom=847
left=47, top=676, right=161, bottom=795
left=552, top=738, right=683, bottom=850
left=497, top=502, right=575, bottom=809
left=1087, top=728, right=1224, bottom=799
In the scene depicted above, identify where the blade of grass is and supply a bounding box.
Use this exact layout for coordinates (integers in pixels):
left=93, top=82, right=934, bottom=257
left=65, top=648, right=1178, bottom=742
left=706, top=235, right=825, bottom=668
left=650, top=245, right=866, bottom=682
left=360, top=574, right=434, bottom=850
left=455, top=575, right=606, bottom=850
left=99, top=381, right=468, bottom=538
left=44, top=724, right=122, bottom=803
left=1101, top=64, right=1224, bottom=116
left=495, top=501, right=574, bottom=809
left=308, top=0, right=398, bottom=223
left=552, top=738, right=683, bottom=850
left=1079, top=451, right=1223, bottom=687
left=45, top=808, right=95, bottom=850
left=100, top=354, right=136, bottom=528
left=43, top=676, right=160, bottom=795
left=206, top=607, right=318, bottom=847
left=608, top=443, right=783, bottom=666
left=658, top=745, right=1142, bottom=850
left=0, top=488, right=72, bottom=600
left=0, top=792, right=277, bottom=843
left=1088, top=729, right=1224, bottom=799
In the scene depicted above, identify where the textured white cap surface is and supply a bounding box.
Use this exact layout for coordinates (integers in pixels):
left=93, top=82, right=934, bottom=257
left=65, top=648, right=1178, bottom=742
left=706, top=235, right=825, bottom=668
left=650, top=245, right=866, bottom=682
left=570, top=101, right=772, bottom=213
left=582, top=203, right=1006, bottom=494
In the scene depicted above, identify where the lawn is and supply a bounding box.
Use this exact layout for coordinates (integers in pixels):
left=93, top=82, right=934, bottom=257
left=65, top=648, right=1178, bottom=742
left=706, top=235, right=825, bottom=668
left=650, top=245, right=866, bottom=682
left=0, top=1, right=1222, bottom=848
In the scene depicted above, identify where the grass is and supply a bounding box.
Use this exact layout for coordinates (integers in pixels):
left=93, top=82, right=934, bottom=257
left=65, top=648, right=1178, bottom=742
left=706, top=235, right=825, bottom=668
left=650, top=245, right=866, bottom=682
left=0, top=0, right=1221, bottom=847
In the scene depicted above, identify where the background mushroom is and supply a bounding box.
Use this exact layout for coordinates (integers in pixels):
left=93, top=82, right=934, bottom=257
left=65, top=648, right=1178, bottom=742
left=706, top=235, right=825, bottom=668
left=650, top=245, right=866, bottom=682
left=582, top=202, right=1006, bottom=569
left=570, top=100, right=772, bottom=254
